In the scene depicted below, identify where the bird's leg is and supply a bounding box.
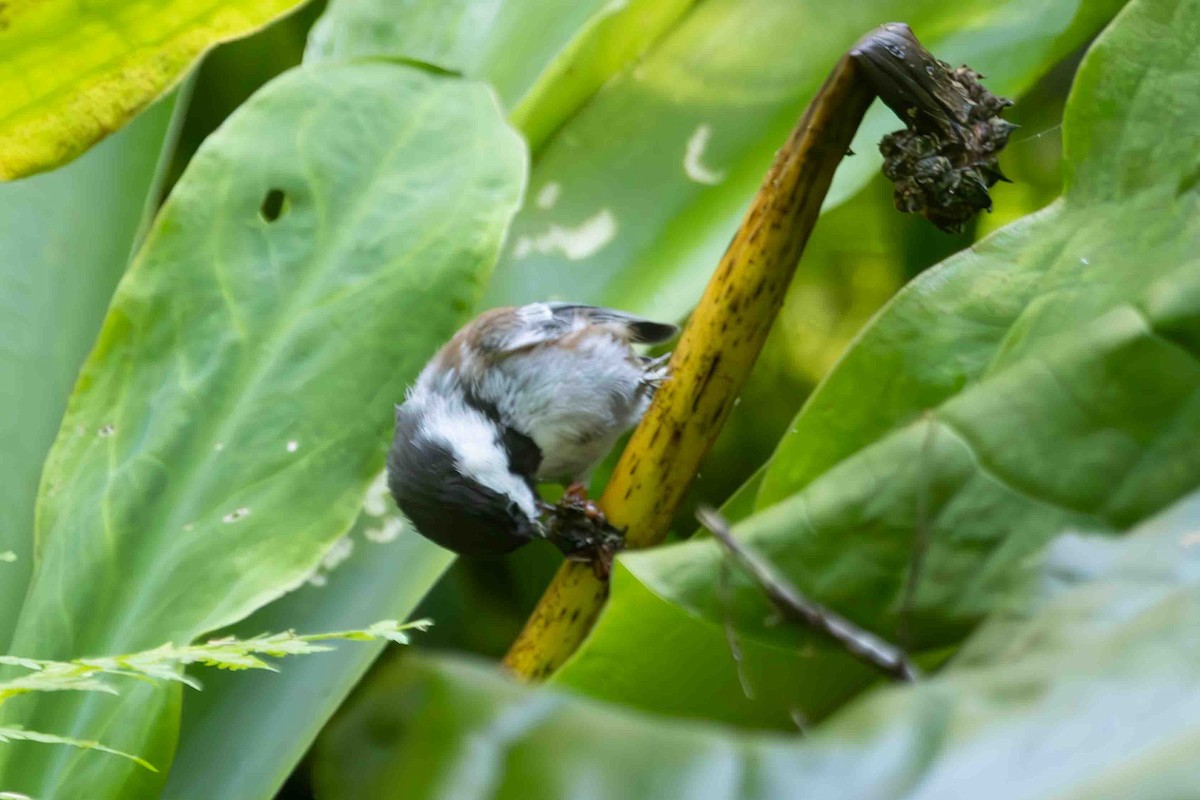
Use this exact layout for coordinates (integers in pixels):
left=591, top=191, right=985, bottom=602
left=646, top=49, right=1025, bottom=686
left=545, top=483, right=624, bottom=579
left=562, top=481, right=605, bottom=521
left=640, top=353, right=672, bottom=390
left=562, top=481, right=589, bottom=504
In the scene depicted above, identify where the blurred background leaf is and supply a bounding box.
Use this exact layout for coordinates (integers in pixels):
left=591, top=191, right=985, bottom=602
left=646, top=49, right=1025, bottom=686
left=314, top=486, right=1200, bottom=800
left=0, top=93, right=181, bottom=653
left=0, top=0, right=311, bottom=179
left=306, top=0, right=697, bottom=150
left=0, top=63, right=525, bottom=799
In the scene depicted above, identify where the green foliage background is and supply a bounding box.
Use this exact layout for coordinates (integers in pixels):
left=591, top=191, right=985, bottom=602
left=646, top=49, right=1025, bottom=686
left=3, top=0, right=1198, bottom=798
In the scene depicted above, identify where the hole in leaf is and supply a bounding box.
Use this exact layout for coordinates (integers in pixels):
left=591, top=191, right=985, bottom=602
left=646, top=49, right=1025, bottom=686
left=260, top=188, right=287, bottom=223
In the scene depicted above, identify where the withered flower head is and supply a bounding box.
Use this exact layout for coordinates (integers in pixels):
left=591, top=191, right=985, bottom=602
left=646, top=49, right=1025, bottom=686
left=855, top=24, right=1017, bottom=232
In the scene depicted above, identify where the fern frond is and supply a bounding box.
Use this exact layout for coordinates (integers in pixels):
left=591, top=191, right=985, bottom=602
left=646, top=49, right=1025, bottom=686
left=0, top=618, right=432, bottom=771
left=0, top=618, right=432, bottom=700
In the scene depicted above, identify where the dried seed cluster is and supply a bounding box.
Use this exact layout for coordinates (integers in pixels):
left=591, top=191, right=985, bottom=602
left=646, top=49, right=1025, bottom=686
left=880, top=65, right=1016, bottom=232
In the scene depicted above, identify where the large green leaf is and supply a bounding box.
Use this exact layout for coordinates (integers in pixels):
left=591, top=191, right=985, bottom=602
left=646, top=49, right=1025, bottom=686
left=0, top=0, right=309, bottom=179
left=307, top=0, right=696, bottom=149
left=0, top=95, right=177, bottom=653
left=550, top=0, right=1200, bottom=728
left=313, top=487, right=1200, bottom=799
left=0, top=63, right=525, bottom=798
left=483, top=0, right=1124, bottom=322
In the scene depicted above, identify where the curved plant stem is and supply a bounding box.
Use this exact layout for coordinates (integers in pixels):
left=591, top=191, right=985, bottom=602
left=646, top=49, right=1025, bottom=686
left=503, top=23, right=1003, bottom=680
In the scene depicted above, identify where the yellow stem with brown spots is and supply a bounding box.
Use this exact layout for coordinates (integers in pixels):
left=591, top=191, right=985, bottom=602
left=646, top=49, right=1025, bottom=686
left=502, top=28, right=894, bottom=680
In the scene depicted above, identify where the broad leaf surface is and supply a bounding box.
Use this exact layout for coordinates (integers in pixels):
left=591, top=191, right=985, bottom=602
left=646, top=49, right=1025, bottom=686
left=313, top=488, right=1200, bottom=799
left=551, top=0, right=1200, bottom=728
left=483, top=0, right=1124, bottom=323
left=0, top=96, right=176, bottom=653
left=0, top=64, right=525, bottom=798
left=0, top=0, right=308, bottom=179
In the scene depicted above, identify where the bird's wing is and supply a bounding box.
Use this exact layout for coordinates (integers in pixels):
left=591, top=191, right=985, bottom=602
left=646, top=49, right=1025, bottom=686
left=480, top=302, right=677, bottom=354
left=545, top=303, right=679, bottom=344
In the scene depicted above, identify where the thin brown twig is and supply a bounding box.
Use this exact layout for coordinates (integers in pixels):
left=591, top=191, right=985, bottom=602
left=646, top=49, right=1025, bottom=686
left=697, top=506, right=919, bottom=683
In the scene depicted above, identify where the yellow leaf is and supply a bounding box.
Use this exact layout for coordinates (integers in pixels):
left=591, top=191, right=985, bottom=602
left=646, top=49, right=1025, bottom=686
left=0, top=0, right=307, bottom=179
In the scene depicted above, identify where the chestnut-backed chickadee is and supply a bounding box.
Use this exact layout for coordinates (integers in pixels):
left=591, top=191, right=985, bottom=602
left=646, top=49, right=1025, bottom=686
left=387, top=302, right=677, bottom=560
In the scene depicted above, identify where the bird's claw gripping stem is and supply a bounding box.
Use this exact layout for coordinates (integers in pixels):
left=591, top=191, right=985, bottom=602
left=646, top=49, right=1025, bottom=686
left=547, top=484, right=625, bottom=579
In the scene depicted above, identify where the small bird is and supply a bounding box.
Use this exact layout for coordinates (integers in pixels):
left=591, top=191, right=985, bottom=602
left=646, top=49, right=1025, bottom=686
left=387, top=302, right=677, bottom=560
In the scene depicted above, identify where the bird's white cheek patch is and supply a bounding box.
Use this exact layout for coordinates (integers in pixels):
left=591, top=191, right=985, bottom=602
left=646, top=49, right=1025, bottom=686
left=420, top=398, right=540, bottom=522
